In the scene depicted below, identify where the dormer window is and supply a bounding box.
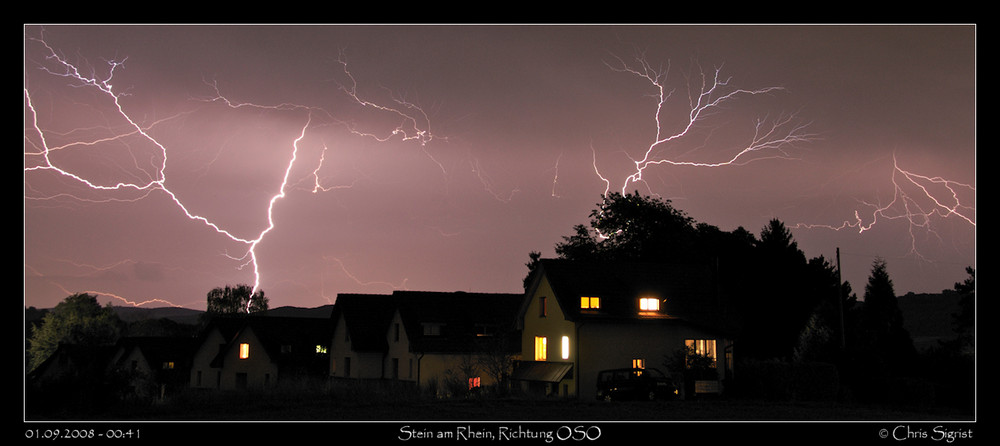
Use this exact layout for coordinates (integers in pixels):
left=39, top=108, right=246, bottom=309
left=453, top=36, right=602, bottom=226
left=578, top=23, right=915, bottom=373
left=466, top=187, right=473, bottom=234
left=580, top=296, right=601, bottom=309
left=422, top=323, right=443, bottom=336
left=639, top=297, right=660, bottom=312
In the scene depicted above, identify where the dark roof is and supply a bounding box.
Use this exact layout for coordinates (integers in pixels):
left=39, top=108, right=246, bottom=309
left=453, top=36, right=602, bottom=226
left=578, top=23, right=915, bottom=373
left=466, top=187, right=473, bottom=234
left=332, top=291, right=524, bottom=355
left=113, top=336, right=198, bottom=369
left=525, top=258, right=739, bottom=334
left=240, top=316, right=333, bottom=365
left=330, top=293, right=397, bottom=352
left=28, top=343, right=118, bottom=382
left=209, top=316, right=333, bottom=371
left=393, top=291, right=523, bottom=354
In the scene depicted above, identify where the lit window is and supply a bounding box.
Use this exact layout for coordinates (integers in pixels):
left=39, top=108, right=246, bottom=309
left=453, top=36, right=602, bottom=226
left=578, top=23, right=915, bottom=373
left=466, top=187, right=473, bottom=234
left=580, top=296, right=601, bottom=309
left=561, top=336, right=570, bottom=359
left=685, top=339, right=718, bottom=367
left=162, top=361, right=174, bottom=370
left=534, top=336, right=547, bottom=361
left=239, top=343, right=250, bottom=359
left=632, top=358, right=645, bottom=369
left=468, top=377, right=481, bottom=389
left=639, top=297, right=660, bottom=311
left=315, top=345, right=328, bottom=354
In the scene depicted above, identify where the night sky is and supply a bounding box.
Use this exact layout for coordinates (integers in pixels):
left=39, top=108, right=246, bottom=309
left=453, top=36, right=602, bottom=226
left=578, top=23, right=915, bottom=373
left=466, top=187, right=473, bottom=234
left=24, top=24, right=976, bottom=311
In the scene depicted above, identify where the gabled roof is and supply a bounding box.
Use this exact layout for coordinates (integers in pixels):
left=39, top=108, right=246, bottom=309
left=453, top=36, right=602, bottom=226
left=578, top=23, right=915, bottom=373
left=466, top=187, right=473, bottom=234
left=113, top=336, right=198, bottom=370
left=392, top=291, right=523, bottom=354
left=524, top=258, right=739, bottom=335
left=332, top=290, right=523, bottom=355
left=28, top=343, right=118, bottom=382
left=207, top=316, right=333, bottom=370
left=237, top=316, right=333, bottom=365
left=330, top=293, right=397, bottom=352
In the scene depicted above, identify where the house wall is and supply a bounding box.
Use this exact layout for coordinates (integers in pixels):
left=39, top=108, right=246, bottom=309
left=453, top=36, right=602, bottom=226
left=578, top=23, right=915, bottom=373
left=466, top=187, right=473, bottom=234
left=329, top=313, right=387, bottom=380
left=385, top=311, right=412, bottom=381
left=190, top=328, right=226, bottom=389
left=416, top=352, right=509, bottom=395
left=218, top=328, right=279, bottom=390
left=520, top=275, right=577, bottom=397
left=578, top=322, right=729, bottom=400
left=115, top=348, right=152, bottom=376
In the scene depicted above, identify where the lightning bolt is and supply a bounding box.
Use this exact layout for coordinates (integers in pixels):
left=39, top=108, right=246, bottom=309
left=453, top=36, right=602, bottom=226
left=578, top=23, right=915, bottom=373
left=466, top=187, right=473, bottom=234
left=585, top=50, right=814, bottom=239
left=594, top=51, right=815, bottom=198
left=794, top=153, right=975, bottom=260
left=25, top=33, right=440, bottom=311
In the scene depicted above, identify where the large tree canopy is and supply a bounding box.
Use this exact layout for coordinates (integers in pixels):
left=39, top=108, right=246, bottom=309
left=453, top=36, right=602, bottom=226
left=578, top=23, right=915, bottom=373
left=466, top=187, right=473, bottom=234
left=27, top=293, right=123, bottom=372
left=554, top=192, right=705, bottom=264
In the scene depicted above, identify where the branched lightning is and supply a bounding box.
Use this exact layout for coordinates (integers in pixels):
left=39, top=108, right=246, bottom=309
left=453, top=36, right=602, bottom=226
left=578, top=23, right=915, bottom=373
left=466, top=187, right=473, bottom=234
left=793, top=153, right=975, bottom=259
left=596, top=51, right=815, bottom=197
left=25, top=34, right=440, bottom=311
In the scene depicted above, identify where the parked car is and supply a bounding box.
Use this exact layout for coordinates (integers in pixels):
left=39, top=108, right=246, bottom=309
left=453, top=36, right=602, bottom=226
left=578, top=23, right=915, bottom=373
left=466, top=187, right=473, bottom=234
left=595, top=368, right=677, bottom=401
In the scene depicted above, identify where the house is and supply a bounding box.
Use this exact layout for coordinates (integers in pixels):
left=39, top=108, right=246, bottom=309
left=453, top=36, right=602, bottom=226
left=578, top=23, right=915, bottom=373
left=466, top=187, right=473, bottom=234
left=107, top=336, right=197, bottom=399
left=189, top=316, right=332, bottom=391
left=330, top=291, right=522, bottom=396
left=515, top=258, right=739, bottom=400
left=27, top=343, right=118, bottom=386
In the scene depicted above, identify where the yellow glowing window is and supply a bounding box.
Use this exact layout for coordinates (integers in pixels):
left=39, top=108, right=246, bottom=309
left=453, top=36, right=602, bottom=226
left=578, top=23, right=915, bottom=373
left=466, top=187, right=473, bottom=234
left=561, top=336, right=570, bottom=359
left=239, top=343, right=250, bottom=359
left=315, top=345, right=328, bottom=354
left=632, top=358, right=645, bottom=369
left=534, top=336, right=547, bottom=361
left=468, top=377, right=481, bottom=389
left=580, top=296, right=601, bottom=309
left=639, top=297, right=660, bottom=311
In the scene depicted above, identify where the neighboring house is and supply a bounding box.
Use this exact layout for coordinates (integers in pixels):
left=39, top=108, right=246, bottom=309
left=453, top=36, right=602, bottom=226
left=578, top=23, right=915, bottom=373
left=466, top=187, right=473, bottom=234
left=515, top=258, right=739, bottom=400
left=27, top=343, right=118, bottom=386
left=329, top=293, right=397, bottom=382
left=330, top=291, right=522, bottom=396
left=107, top=336, right=197, bottom=399
left=189, top=316, right=332, bottom=391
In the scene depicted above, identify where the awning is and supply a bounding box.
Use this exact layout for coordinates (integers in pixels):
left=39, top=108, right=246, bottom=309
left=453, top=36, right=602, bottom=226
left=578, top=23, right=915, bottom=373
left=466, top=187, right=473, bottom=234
left=511, top=361, right=573, bottom=383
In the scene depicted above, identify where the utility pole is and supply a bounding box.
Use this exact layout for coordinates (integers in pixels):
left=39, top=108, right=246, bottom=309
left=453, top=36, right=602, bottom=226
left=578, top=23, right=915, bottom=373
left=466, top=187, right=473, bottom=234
left=836, top=247, right=845, bottom=350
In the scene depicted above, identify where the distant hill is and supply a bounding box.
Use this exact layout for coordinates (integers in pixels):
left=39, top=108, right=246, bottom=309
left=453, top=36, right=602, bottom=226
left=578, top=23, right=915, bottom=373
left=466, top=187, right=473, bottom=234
left=897, top=290, right=964, bottom=351
left=112, top=306, right=204, bottom=325
left=107, top=304, right=335, bottom=324
left=263, top=305, right=335, bottom=319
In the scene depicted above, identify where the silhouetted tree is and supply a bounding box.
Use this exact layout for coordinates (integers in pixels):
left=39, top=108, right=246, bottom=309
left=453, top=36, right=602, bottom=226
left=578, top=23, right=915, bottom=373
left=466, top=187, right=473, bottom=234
left=204, top=284, right=269, bottom=318
left=860, top=258, right=917, bottom=373
left=552, top=192, right=696, bottom=262
left=27, top=293, right=123, bottom=372
left=738, top=219, right=817, bottom=361
left=523, top=251, right=542, bottom=290
left=952, top=266, right=975, bottom=352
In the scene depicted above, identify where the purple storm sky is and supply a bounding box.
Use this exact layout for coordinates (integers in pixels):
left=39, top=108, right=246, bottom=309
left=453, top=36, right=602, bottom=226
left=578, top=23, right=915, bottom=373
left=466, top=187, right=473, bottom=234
left=24, top=24, right=976, bottom=311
